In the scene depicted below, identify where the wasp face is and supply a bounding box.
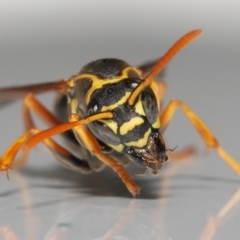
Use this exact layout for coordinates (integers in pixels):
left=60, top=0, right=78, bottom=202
left=126, top=130, right=168, bottom=175
left=85, top=74, right=168, bottom=174
left=73, top=59, right=170, bottom=174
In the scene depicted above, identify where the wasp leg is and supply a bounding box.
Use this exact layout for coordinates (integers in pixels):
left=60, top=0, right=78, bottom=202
left=68, top=114, right=141, bottom=196
left=0, top=94, right=91, bottom=173
left=54, top=93, right=106, bottom=172
left=160, top=100, right=240, bottom=174
left=19, top=110, right=140, bottom=196
left=22, top=93, right=91, bottom=173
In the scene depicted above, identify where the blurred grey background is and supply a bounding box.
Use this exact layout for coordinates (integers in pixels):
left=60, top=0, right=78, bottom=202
left=0, top=1, right=240, bottom=240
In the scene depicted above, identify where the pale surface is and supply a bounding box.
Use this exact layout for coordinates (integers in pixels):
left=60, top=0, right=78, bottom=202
left=0, top=1, right=240, bottom=240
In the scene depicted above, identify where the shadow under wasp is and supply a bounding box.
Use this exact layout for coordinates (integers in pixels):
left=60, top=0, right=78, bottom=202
left=0, top=29, right=239, bottom=196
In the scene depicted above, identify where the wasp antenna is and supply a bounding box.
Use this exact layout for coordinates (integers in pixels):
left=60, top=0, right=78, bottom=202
left=23, top=112, right=114, bottom=152
left=146, top=29, right=202, bottom=81
left=127, top=29, right=202, bottom=107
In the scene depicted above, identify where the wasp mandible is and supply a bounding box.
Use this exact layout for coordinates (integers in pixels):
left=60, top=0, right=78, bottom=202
left=1, top=30, right=239, bottom=196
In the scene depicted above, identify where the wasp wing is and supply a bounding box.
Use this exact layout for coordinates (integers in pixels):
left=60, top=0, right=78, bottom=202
left=0, top=80, right=67, bottom=107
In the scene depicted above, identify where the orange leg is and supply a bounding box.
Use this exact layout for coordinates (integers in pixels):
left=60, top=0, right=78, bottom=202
left=160, top=100, right=240, bottom=174
left=12, top=93, right=62, bottom=168
left=68, top=114, right=140, bottom=196
left=0, top=93, right=92, bottom=173
left=19, top=111, right=140, bottom=196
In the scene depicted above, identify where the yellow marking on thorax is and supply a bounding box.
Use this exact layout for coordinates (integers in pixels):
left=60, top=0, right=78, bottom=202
left=134, top=94, right=145, bottom=116
left=125, top=129, right=151, bottom=147
left=107, top=143, right=124, bottom=152
left=101, top=92, right=131, bottom=112
left=120, top=117, right=144, bottom=135
left=99, top=119, right=118, bottom=134
left=75, top=67, right=141, bottom=104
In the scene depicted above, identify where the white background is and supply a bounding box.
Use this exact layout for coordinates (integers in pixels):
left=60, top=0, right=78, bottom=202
left=0, top=1, right=240, bottom=239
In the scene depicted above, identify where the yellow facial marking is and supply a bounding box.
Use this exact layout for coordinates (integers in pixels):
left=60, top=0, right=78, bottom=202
left=134, top=94, right=145, bottom=116
left=67, top=78, right=75, bottom=88
left=120, top=117, right=144, bottom=136
left=101, top=92, right=131, bottom=112
left=125, top=129, right=151, bottom=147
left=107, top=143, right=123, bottom=152
left=99, top=119, right=118, bottom=134
left=70, top=98, right=78, bottom=114
left=152, top=117, right=161, bottom=129
left=75, top=67, right=141, bottom=104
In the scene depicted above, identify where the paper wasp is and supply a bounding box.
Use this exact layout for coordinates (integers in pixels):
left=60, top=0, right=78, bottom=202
left=0, top=30, right=239, bottom=196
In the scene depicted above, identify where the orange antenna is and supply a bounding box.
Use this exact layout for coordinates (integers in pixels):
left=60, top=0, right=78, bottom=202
left=23, top=112, right=113, bottom=152
left=127, top=29, right=202, bottom=106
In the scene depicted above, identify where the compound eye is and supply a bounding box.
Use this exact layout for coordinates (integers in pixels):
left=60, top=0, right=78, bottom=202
left=88, top=121, right=121, bottom=145
left=141, top=88, right=158, bottom=124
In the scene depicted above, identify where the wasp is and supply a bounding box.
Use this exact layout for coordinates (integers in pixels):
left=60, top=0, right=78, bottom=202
left=0, top=30, right=239, bottom=196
